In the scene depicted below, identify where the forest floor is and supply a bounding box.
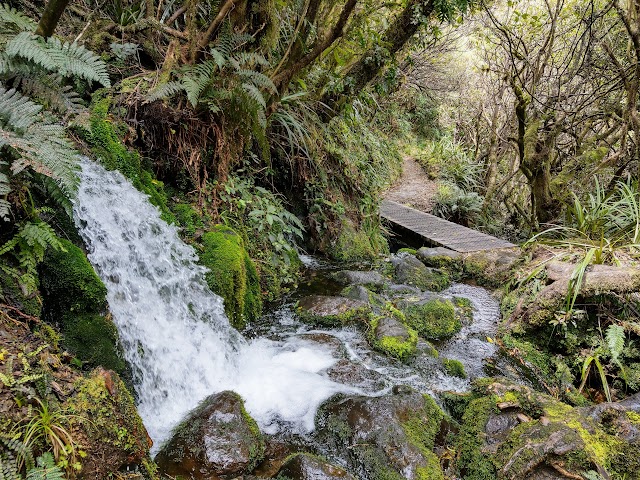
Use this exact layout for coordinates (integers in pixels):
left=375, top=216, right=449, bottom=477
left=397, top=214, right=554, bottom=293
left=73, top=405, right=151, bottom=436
left=384, top=156, right=437, bottom=213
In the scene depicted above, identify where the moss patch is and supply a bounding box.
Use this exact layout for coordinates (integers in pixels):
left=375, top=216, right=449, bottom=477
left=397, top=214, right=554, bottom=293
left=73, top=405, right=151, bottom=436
left=455, top=395, right=497, bottom=480
left=403, top=299, right=460, bottom=339
left=39, top=239, right=127, bottom=376
left=333, top=221, right=387, bottom=262
left=369, top=316, right=418, bottom=361
left=443, top=358, right=466, bottom=379
left=200, top=225, right=262, bottom=330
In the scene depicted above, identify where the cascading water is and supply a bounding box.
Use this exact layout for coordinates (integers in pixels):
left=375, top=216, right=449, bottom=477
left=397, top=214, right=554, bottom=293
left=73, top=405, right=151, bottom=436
left=73, top=158, right=354, bottom=450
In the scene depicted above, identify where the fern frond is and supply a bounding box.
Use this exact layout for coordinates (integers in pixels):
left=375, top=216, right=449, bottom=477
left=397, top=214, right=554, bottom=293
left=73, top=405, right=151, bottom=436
left=6, top=33, right=111, bottom=87
left=0, top=3, right=37, bottom=33
left=606, top=324, right=625, bottom=363
left=237, top=69, right=277, bottom=93
left=0, top=86, right=42, bottom=133
left=13, top=75, right=83, bottom=113
left=145, top=81, right=184, bottom=103
left=233, top=52, right=269, bottom=68
left=241, top=83, right=266, bottom=109
left=26, top=452, right=65, bottom=480
left=0, top=163, right=9, bottom=221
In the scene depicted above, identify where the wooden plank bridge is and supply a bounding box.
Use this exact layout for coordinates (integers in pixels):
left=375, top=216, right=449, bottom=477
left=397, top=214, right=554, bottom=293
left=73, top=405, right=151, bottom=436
left=380, top=200, right=516, bottom=253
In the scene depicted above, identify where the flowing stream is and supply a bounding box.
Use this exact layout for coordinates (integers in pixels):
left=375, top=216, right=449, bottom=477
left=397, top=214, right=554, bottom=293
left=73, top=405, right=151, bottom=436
left=73, top=158, right=500, bottom=453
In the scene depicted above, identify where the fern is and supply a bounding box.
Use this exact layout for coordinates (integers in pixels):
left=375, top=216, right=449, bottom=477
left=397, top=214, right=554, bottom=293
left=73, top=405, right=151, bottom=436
left=0, top=3, right=37, bottom=34
left=25, top=453, right=64, bottom=480
left=6, top=32, right=110, bottom=87
left=606, top=324, right=625, bottom=364
left=0, top=87, right=41, bottom=132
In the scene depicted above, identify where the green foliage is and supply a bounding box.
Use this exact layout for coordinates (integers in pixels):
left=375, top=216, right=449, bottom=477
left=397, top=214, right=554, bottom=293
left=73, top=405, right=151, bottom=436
left=200, top=225, right=262, bottom=330
left=432, top=183, right=483, bottom=226
left=218, top=175, right=303, bottom=301
left=455, top=396, right=497, bottom=480
left=0, top=221, right=64, bottom=295
left=0, top=4, right=36, bottom=33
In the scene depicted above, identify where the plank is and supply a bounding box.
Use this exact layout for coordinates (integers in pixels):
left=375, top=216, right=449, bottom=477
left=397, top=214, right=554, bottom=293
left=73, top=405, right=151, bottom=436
left=380, top=200, right=516, bottom=253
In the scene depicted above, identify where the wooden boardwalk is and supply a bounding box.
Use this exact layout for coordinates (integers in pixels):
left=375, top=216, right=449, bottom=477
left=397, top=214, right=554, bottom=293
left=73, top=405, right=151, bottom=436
left=380, top=200, right=516, bottom=253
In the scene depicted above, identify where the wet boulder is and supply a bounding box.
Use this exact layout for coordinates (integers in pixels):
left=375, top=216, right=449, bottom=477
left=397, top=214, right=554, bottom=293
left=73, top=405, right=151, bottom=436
left=456, top=379, right=640, bottom=480
left=276, top=453, right=356, bottom=479
left=392, top=255, right=450, bottom=292
left=326, top=359, right=387, bottom=392
left=297, top=295, right=371, bottom=327
left=316, top=387, right=448, bottom=480
left=462, top=248, right=520, bottom=287
left=155, top=391, right=265, bottom=479
left=330, top=270, right=388, bottom=290
left=369, top=315, right=418, bottom=361
left=416, top=247, right=462, bottom=270
left=340, top=285, right=385, bottom=308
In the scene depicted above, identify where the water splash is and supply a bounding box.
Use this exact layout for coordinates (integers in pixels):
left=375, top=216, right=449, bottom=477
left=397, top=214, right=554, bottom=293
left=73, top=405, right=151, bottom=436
left=73, top=159, right=351, bottom=449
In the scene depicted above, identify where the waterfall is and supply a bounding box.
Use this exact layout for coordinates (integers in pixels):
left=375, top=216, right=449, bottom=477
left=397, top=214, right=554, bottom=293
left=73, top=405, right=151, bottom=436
left=73, top=159, right=351, bottom=450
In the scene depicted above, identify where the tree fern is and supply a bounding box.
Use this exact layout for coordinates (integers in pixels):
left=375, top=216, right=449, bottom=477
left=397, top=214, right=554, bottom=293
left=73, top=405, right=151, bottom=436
left=0, top=3, right=37, bottom=34
left=6, top=32, right=110, bottom=87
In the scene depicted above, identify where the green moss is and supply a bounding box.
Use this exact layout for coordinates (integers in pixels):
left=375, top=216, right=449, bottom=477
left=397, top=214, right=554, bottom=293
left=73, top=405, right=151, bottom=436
left=455, top=396, right=497, bottom=480
left=200, top=225, right=262, bottom=330
left=333, top=221, right=387, bottom=262
left=369, top=316, right=418, bottom=360
left=398, top=248, right=418, bottom=255
left=443, top=358, right=466, bottom=379
left=403, top=299, right=460, bottom=339
left=66, top=370, right=152, bottom=473
left=88, top=94, right=175, bottom=224
left=60, top=313, right=126, bottom=374
left=401, top=394, right=446, bottom=480
left=172, top=203, right=203, bottom=237
left=500, top=334, right=554, bottom=383
left=298, top=303, right=373, bottom=328
left=40, top=239, right=107, bottom=314
left=39, top=239, right=127, bottom=376
left=0, top=273, right=42, bottom=317
left=439, top=391, right=472, bottom=422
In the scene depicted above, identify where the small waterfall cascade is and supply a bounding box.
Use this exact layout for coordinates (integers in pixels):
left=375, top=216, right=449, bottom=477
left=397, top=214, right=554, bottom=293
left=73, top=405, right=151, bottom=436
left=73, top=159, right=351, bottom=449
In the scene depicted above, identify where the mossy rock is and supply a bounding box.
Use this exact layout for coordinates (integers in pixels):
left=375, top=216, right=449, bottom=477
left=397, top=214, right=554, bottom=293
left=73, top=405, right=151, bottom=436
left=40, top=238, right=107, bottom=315
left=455, top=379, right=640, bottom=480
left=0, top=273, right=42, bottom=318
left=172, top=203, right=203, bottom=237
left=200, top=225, right=262, bottom=330
left=60, top=313, right=126, bottom=374
left=65, top=368, right=154, bottom=479
left=333, top=221, right=387, bottom=262
left=369, top=315, right=418, bottom=361
left=393, top=256, right=450, bottom=292
left=443, top=358, right=466, bottom=379
left=297, top=295, right=372, bottom=327
left=402, top=298, right=460, bottom=339
left=40, top=239, right=128, bottom=376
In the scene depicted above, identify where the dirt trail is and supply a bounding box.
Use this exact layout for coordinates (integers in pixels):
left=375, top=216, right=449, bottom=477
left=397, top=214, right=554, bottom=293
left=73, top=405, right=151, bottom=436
left=384, top=156, right=437, bottom=213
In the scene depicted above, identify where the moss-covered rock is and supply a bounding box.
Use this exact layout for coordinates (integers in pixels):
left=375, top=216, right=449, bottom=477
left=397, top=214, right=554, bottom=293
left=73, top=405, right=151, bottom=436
left=155, top=391, right=265, bottom=479
left=200, top=225, right=262, bottom=330
left=369, top=315, right=419, bottom=361
left=297, top=295, right=372, bottom=327
left=275, top=453, right=356, bottom=479
left=402, top=298, right=460, bottom=339
left=443, top=358, right=466, bottom=379
left=39, top=239, right=126, bottom=375
left=316, top=388, right=447, bottom=480
left=333, top=220, right=388, bottom=262
left=455, top=379, right=640, bottom=480
left=393, top=256, right=450, bottom=292
left=66, top=368, right=154, bottom=479
left=461, top=249, right=519, bottom=288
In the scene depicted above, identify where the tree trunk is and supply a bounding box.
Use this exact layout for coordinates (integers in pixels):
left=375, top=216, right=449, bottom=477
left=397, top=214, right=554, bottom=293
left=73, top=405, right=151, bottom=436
left=35, top=0, right=70, bottom=38
left=320, top=0, right=435, bottom=112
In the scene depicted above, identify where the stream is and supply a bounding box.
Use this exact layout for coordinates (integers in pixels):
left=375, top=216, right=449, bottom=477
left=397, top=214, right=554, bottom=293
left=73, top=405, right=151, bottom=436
left=72, top=158, right=501, bottom=455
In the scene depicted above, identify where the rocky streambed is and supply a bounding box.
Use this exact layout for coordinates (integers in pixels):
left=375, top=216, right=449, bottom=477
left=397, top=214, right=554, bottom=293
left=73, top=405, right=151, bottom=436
left=151, top=247, right=640, bottom=480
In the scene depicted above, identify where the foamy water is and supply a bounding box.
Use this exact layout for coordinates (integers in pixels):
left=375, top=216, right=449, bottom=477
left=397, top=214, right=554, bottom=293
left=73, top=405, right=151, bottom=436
left=73, top=159, right=353, bottom=451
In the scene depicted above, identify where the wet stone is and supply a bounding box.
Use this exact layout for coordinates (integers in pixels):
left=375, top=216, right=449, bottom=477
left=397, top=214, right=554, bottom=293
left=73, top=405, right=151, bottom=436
left=276, top=453, right=356, bottom=480
left=330, top=270, right=388, bottom=289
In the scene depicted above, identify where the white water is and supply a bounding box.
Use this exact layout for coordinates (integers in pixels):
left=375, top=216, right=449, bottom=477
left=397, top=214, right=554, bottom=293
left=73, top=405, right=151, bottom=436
left=73, top=159, right=353, bottom=450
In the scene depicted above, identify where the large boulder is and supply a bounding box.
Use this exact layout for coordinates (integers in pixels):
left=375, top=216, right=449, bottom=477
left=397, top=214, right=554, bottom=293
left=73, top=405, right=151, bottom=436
left=316, top=387, right=448, bottom=479
left=297, top=295, right=371, bottom=327
left=416, top=247, right=462, bottom=271
left=392, top=255, right=450, bottom=292
left=276, top=453, right=356, bottom=479
left=155, top=391, right=265, bottom=479
left=456, top=379, right=640, bottom=480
